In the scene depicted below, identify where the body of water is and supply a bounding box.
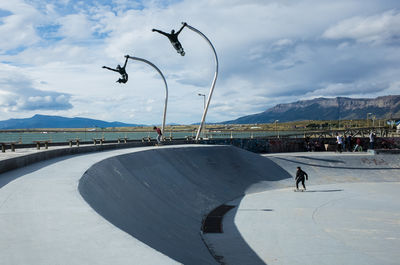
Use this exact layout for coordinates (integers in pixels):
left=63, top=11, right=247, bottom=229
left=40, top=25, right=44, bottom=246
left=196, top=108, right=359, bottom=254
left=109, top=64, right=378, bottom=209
left=0, top=130, right=300, bottom=144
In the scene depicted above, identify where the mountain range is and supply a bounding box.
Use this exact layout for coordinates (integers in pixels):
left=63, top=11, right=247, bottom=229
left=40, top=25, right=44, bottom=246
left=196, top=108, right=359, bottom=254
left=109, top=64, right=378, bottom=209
left=0, top=114, right=139, bottom=130
left=224, top=95, right=400, bottom=124
left=1, top=95, right=399, bottom=129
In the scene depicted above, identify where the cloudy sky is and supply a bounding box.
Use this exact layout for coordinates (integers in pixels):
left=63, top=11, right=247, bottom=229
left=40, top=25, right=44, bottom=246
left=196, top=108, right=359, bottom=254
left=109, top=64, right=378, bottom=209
left=0, top=0, right=399, bottom=124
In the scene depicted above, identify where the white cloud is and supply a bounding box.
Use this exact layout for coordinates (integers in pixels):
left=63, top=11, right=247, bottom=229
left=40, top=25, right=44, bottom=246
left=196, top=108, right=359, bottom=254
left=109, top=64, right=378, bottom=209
left=0, top=0, right=399, bottom=123
left=57, top=13, right=94, bottom=40
left=323, top=10, right=400, bottom=45
left=383, top=81, right=400, bottom=95
left=0, top=64, right=73, bottom=112
left=0, top=1, right=42, bottom=52
left=272, top=39, right=294, bottom=48
left=304, top=82, right=387, bottom=99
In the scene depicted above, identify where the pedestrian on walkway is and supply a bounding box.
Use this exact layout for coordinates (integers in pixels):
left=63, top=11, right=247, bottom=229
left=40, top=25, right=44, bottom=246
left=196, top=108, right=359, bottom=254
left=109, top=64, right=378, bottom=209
left=353, top=137, right=362, bottom=152
left=336, top=133, right=343, bottom=153
left=346, top=134, right=352, bottom=152
left=295, top=166, right=308, bottom=191
left=369, top=131, right=376, bottom=150
left=153, top=126, right=162, bottom=145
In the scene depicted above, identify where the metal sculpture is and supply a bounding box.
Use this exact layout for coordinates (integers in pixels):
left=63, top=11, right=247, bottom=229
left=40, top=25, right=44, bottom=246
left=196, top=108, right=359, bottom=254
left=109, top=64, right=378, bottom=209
left=152, top=23, right=187, bottom=56
left=125, top=55, right=168, bottom=135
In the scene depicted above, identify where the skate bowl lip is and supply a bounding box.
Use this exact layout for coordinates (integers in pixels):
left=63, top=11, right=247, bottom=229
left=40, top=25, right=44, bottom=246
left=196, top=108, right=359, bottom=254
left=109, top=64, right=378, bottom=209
left=2, top=143, right=399, bottom=265
left=77, top=144, right=294, bottom=264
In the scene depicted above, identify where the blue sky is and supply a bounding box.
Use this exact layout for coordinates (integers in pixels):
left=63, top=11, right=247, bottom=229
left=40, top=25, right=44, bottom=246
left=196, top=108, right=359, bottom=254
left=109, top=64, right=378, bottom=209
left=0, top=0, right=399, bottom=124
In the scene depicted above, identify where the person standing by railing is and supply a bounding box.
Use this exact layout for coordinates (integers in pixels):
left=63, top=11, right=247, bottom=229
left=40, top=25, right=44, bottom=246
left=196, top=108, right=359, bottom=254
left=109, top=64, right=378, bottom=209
left=153, top=126, right=162, bottom=145
left=336, top=133, right=343, bottom=153
left=369, top=131, right=376, bottom=150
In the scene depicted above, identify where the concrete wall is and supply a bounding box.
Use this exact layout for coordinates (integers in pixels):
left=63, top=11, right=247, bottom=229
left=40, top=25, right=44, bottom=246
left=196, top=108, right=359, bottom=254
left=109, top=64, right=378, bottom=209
left=2, top=136, right=400, bottom=175
left=0, top=142, right=152, bottom=174
left=197, top=137, right=400, bottom=153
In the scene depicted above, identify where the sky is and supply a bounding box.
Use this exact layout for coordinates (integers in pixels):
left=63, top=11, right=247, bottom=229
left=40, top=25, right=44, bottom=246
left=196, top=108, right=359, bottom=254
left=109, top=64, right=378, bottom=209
left=0, top=0, right=400, bottom=125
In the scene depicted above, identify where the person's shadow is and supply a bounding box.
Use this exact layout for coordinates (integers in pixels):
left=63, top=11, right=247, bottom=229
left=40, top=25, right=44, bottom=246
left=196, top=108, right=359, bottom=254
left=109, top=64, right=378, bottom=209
left=304, top=189, right=343, bottom=193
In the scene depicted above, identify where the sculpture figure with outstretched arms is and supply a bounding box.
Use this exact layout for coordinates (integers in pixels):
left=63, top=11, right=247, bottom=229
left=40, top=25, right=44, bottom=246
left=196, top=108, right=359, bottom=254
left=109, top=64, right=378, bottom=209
left=152, top=23, right=187, bottom=56
left=102, top=56, right=129, bottom=83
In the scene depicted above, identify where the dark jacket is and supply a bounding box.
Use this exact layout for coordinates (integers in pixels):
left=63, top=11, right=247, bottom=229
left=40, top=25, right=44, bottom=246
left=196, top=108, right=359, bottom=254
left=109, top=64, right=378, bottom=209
left=296, top=169, right=308, bottom=180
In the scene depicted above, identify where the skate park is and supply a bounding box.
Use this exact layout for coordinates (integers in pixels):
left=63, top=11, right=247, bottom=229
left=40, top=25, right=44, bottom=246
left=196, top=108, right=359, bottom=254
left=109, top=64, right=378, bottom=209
left=0, top=144, right=399, bottom=265
left=2, top=0, right=400, bottom=264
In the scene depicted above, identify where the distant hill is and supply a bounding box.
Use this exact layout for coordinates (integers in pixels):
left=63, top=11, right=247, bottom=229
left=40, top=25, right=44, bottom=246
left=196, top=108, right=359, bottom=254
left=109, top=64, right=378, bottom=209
left=0, top=114, right=141, bottom=129
left=224, top=95, right=400, bottom=124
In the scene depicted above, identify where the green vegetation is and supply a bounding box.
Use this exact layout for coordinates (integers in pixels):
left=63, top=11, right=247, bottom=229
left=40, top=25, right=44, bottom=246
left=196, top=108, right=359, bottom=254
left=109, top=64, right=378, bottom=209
left=0, top=119, right=391, bottom=133
left=200, top=119, right=389, bottom=132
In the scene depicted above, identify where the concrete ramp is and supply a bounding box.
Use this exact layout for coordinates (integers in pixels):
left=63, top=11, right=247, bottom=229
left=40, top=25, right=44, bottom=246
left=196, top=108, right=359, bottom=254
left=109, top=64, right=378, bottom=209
left=265, top=152, right=400, bottom=184
left=78, top=145, right=292, bottom=264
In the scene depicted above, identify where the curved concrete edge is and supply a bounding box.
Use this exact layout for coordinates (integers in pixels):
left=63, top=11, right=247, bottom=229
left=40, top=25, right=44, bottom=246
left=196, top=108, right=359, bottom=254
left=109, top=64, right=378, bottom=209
left=78, top=145, right=294, bottom=265
left=264, top=152, right=400, bottom=185
left=0, top=145, right=191, bottom=265
left=0, top=142, right=159, bottom=174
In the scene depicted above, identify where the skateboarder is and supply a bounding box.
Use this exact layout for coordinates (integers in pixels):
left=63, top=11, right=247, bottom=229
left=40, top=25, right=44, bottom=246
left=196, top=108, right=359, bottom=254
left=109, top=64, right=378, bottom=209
left=153, top=126, right=162, bottom=145
left=295, top=166, right=308, bottom=191
left=152, top=23, right=187, bottom=56
left=102, top=56, right=129, bottom=83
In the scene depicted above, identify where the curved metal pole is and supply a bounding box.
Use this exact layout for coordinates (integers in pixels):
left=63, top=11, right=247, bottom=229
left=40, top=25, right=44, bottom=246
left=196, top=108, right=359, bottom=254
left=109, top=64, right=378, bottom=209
left=182, top=22, right=219, bottom=140
left=126, top=55, right=168, bottom=135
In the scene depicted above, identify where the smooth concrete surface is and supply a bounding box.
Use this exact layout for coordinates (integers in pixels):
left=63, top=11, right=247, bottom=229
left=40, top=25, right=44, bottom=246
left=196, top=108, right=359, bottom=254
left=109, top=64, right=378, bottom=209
left=265, top=152, right=400, bottom=185
left=0, top=144, right=293, bottom=265
left=1, top=145, right=399, bottom=265
left=78, top=145, right=293, bottom=265
left=206, top=183, right=400, bottom=265
left=0, top=146, right=181, bottom=265
left=204, top=152, right=400, bottom=264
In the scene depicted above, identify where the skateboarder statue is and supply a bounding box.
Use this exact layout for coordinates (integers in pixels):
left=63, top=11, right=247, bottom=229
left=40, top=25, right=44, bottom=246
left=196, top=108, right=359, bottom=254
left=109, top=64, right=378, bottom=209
left=152, top=23, right=187, bottom=56
left=102, top=56, right=129, bottom=83
left=295, top=166, right=308, bottom=191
